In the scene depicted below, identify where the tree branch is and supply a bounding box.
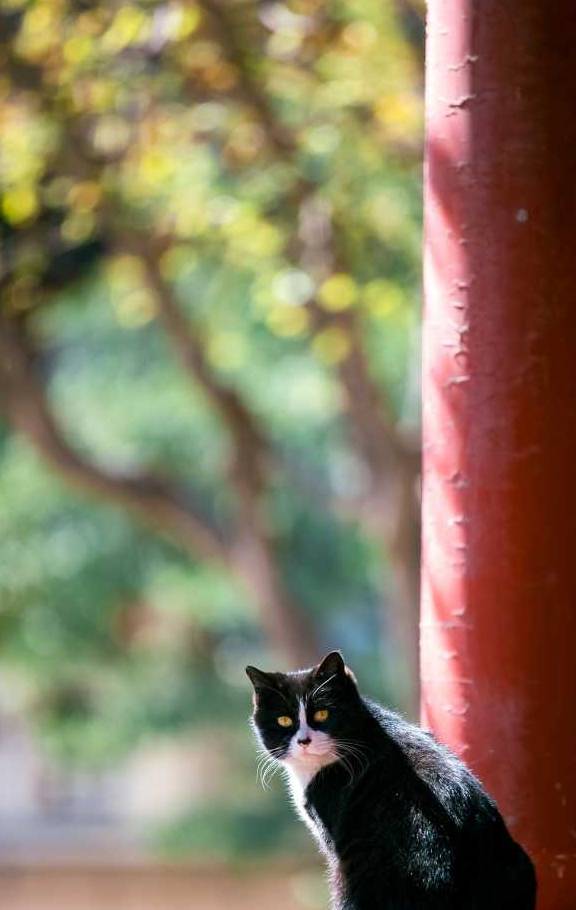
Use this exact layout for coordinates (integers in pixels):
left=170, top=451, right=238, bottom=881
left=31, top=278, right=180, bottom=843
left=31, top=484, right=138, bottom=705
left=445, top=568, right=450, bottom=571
left=0, top=313, right=229, bottom=564
left=196, top=0, right=297, bottom=160
left=133, top=241, right=273, bottom=499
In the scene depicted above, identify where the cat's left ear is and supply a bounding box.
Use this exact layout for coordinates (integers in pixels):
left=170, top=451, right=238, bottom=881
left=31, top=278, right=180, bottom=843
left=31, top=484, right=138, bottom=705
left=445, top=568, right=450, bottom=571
left=315, top=651, right=346, bottom=678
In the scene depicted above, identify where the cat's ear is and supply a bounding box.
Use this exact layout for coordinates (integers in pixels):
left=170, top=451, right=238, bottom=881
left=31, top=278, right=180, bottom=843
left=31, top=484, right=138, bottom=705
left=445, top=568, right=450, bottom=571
left=245, top=665, right=274, bottom=691
left=314, top=650, right=357, bottom=685
left=314, top=650, right=346, bottom=679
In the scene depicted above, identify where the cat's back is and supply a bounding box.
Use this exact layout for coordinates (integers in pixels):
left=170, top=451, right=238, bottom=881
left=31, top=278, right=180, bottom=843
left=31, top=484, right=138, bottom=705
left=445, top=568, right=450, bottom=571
left=362, top=699, right=536, bottom=907
left=364, top=697, right=491, bottom=824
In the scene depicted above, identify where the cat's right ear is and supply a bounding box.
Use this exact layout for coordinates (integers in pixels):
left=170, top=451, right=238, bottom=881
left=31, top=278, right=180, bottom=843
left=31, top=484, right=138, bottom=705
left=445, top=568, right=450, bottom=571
left=245, top=665, right=273, bottom=691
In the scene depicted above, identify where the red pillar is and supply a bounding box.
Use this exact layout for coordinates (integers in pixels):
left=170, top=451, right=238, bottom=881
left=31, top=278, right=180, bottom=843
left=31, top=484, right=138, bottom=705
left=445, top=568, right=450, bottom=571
left=421, top=2, right=576, bottom=906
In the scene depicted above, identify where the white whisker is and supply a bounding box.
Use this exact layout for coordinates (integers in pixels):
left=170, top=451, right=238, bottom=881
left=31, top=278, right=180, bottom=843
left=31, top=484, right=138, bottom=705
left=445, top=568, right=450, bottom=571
left=335, top=738, right=370, bottom=784
left=254, top=745, right=285, bottom=789
left=308, top=673, right=337, bottom=702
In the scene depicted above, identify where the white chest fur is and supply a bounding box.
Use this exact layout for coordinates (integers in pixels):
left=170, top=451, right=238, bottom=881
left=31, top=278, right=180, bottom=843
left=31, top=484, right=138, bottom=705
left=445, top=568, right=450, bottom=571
left=284, top=765, right=321, bottom=836
left=281, top=700, right=337, bottom=830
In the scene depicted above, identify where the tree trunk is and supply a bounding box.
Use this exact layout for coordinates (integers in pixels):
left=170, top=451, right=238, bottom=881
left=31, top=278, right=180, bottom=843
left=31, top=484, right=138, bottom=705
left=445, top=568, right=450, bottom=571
left=230, top=493, right=319, bottom=668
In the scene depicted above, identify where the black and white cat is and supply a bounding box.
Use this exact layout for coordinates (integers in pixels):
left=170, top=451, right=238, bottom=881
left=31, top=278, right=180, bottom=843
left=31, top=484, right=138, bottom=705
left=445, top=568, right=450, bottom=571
left=246, top=650, right=536, bottom=910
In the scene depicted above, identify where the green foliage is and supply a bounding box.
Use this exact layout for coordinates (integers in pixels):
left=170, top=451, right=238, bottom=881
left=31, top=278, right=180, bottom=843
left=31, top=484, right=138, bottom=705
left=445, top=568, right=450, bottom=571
left=152, top=801, right=308, bottom=861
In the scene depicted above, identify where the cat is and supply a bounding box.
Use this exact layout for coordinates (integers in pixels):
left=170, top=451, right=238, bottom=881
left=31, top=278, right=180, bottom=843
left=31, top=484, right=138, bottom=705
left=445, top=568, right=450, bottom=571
left=246, top=650, right=536, bottom=910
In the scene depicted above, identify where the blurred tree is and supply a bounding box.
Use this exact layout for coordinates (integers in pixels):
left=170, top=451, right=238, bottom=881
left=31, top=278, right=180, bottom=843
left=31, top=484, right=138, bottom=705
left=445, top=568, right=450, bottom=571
left=0, top=0, right=423, bottom=713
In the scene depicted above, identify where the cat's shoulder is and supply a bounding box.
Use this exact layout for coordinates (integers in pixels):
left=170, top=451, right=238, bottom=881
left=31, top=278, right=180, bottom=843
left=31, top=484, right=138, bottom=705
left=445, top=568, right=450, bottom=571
left=363, top=697, right=479, bottom=788
left=360, top=697, right=498, bottom=828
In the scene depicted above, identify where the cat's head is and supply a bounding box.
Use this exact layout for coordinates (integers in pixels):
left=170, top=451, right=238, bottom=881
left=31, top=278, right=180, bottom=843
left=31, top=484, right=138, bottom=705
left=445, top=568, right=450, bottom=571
left=245, top=651, right=361, bottom=778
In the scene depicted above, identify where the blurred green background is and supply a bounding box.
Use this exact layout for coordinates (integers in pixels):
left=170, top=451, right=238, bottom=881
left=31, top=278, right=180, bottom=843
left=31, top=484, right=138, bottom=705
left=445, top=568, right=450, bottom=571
left=0, top=0, right=423, bottom=905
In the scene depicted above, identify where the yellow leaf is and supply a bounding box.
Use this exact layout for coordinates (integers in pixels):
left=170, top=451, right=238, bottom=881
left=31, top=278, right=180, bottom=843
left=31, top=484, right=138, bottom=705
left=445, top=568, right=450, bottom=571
left=60, top=212, right=95, bottom=243
left=374, top=92, right=422, bottom=138
left=312, top=327, right=351, bottom=365
left=63, top=35, right=94, bottom=65
left=225, top=221, right=283, bottom=259
left=16, top=4, right=59, bottom=59
left=138, top=150, right=176, bottom=184
left=106, top=255, right=145, bottom=289
left=102, top=5, right=149, bottom=53
left=2, top=186, right=39, bottom=224
left=266, top=305, right=310, bottom=338
left=176, top=6, right=202, bottom=39
left=362, top=279, right=405, bottom=319
left=318, top=273, right=358, bottom=312
left=114, top=289, right=156, bottom=328
left=86, top=79, right=118, bottom=113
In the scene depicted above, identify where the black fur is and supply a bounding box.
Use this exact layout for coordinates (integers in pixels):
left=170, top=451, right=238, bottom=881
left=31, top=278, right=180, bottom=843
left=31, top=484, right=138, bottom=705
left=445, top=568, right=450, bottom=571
left=247, top=651, right=536, bottom=910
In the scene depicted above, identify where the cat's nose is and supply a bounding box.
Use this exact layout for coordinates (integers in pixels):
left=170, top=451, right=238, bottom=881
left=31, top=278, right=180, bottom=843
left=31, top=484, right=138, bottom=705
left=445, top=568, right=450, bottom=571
left=297, top=736, right=311, bottom=746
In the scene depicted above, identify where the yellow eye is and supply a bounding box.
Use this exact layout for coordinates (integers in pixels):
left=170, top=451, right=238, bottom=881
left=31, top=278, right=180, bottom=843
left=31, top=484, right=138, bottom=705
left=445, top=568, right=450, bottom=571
left=313, top=709, right=329, bottom=722
left=277, top=715, right=293, bottom=728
